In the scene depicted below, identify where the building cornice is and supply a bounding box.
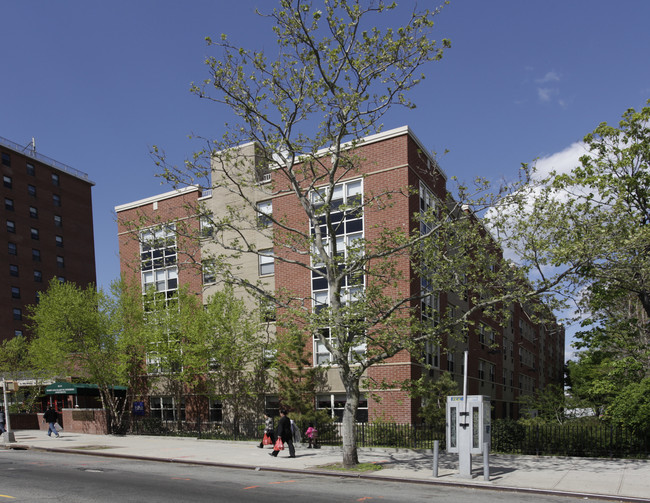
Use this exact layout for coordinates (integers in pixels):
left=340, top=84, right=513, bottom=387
left=115, top=186, right=200, bottom=213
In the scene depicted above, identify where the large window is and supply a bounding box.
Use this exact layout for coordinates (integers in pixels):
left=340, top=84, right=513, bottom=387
left=140, top=225, right=178, bottom=300
left=314, top=327, right=366, bottom=366
left=421, top=293, right=440, bottom=368
left=310, top=179, right=365, bottom=366
left=149, top=396, right=184, bottom=421
left=317, top=393, right=368, bottom=423
left=420, top=183, right=442, bottom=369
left=146, top=340, right=182, bottom=374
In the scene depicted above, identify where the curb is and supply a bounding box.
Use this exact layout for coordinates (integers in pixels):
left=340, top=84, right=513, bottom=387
left=16, top=444, right=650, bottom=503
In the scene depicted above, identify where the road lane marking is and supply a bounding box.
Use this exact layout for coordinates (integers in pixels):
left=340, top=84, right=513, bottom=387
left=0, top=495, right=16, bottom=499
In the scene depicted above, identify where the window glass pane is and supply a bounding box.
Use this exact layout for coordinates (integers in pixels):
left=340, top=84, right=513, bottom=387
left=346, top=180, right=362, bottom=198
left=259, top=250, right=274, bottom=275
left=332, top=184, right=344, bottom=201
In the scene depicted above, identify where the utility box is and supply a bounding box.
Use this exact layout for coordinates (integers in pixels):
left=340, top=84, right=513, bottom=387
left=446, top=395, right=491, bottom=455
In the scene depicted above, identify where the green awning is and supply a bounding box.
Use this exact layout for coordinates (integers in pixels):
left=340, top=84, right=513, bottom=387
left=44, top=382, right=127, bottom=395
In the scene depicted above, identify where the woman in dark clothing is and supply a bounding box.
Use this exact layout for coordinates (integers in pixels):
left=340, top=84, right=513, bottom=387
left=269, top=409, right=295, bottom=458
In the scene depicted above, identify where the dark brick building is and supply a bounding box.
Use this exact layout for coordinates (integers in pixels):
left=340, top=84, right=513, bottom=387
left=1, top=136, right=96, bottom=343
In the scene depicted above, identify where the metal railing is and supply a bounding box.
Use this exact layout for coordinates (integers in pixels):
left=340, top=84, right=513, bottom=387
left=127, top=417, right=650, bottom=458
left=0, top=136, right=93, bottom=184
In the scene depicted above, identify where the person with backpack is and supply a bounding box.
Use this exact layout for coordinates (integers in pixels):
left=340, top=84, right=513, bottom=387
left=269, top=409, right=295, bottom=458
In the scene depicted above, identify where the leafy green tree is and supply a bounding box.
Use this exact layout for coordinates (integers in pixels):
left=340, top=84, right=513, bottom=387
left=156, top=0, right=572, bottom=468
left=144, top=285, right=270, bottom=429
left=0, top=336, right=41, bottom=412
left=27, top=279, right=148, bottom=433
left=545, top=101, right=650, bottom=422
left=403, top=371, right=458, bottom=425
left=604, top=377, right=650, bottom=434
left=274, top=307, right=328, bottom=417
left=0, top=336, right=29, bottom=376
left=518, top=383, right=570, bottom=425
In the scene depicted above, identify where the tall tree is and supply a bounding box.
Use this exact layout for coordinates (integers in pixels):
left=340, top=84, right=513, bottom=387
left=144, top=285, right=270, bottom=429
left=157, top=0, right=570, bottom=467
left=27, top=279, right=148, bottom=433
left=554, top=102, right=649, bottom=417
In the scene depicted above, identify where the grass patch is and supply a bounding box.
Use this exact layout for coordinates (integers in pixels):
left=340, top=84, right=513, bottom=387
left=317, top=462, right=383, bottom=473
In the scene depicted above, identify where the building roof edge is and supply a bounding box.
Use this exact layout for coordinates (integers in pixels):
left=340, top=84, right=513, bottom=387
left=115, top=186, right=200, bottom=213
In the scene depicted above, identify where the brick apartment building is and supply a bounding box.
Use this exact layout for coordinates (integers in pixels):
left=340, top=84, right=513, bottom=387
left=116, top=127, right=564, bottom=423
left=1, top=137, right=96, bottom=343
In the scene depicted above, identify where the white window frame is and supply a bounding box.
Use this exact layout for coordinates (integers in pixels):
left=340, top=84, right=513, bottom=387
left=310, top=179, right=365, bottom=367
left=259, top=249, right=274, bottom=276
left=257, top=200, right=272, bottom=228
left=149, top=396, right=184, bottom=421
left=202, top=260, right=216, bottom=285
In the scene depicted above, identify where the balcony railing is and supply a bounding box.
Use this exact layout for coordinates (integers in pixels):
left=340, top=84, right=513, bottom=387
left=0, top=136, right=93, bottom=184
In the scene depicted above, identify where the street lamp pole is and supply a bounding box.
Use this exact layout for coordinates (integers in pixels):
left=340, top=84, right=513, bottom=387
left=2, top=378, right=16, bottom=443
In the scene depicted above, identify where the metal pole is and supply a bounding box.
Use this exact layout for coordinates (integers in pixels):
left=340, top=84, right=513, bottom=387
left=432, top=440, right=439, bottom=477
left=463, top=350, right=468, bottom=400
left=2, top=378, right=16, bottom=443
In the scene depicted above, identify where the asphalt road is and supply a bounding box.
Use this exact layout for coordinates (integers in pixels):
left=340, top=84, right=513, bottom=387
left=0, top=450, right=585, bottom=503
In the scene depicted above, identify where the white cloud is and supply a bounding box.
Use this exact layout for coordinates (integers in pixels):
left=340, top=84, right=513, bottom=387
left=536, top=71, right=561, bottom=84
left=534, top=71, right=563, bottom=103
left=537, top=87, right=555, bottom=102
left=532, top=141, right=588, bottom=179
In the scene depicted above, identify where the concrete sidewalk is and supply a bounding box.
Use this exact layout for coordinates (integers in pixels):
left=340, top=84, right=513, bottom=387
left=4, top=430, right=650, bottom=502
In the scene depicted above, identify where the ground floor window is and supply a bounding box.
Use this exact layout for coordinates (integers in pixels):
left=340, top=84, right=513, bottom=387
left=149, top=396, right=185, bottom=421
left=265, top=396, right=280, bottom=418
left=209, top=399, right=222, bottom=422
left=316, top=393, right=368, bottom=423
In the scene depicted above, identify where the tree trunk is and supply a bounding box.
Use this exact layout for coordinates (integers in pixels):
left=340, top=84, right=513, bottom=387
left=340, top=379, right=360, bottom=468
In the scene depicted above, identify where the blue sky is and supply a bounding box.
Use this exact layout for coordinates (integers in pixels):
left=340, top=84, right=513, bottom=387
left=2, top=1, right=649, bottom=356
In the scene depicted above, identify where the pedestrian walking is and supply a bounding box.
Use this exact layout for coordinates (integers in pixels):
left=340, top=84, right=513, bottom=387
left=0, top=407, right=6, bottom=434
left=269, top=409, right=295, bottom=458
left=43, top=406, right=60, bottom=437
left=258, top=413, right=276, bottom=448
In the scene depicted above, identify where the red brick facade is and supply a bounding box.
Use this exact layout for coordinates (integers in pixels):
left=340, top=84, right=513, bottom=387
left=116, top=127, right=565, bottom=423
left=116, top=187, right=202, bottom=294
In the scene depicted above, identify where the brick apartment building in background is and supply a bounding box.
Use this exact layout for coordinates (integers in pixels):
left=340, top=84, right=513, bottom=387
left=1, top=136, right=96, bottom=343
left=116, top=127, right=565, bottom=423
